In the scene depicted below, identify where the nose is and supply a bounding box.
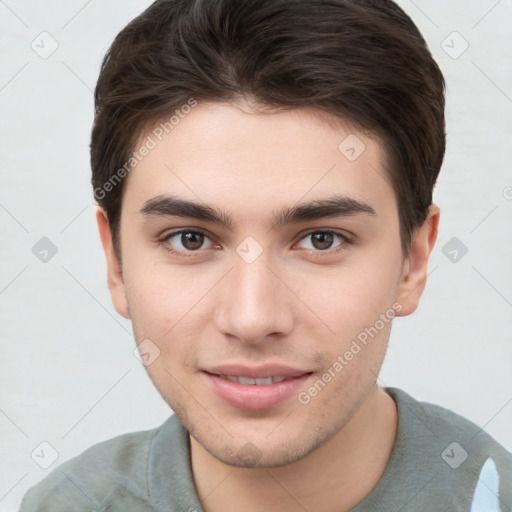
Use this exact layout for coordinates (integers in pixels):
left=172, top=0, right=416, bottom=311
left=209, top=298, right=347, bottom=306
left=213, top=249, right=295, bottom=347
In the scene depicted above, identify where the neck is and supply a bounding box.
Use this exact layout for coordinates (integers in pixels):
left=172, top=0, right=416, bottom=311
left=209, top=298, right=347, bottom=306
left=189, top=385, right=398, bottom=512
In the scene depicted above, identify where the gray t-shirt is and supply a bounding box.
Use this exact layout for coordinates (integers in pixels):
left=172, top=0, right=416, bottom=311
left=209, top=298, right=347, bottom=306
left=19, top=387, right=512, bottom=511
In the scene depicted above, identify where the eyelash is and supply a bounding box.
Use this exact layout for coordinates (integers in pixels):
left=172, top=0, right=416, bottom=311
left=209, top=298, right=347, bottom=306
left=157, top=228, right=353, bottom=258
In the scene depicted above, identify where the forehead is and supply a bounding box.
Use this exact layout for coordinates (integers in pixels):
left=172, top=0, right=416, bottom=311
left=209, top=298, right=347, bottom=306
left=121, top=101, right=396, bottom=223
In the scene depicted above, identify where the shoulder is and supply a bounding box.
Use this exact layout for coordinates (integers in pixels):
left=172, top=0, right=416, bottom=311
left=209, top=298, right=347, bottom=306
left=386, top=386, right=511, bottom=457
left=19, top=415, right=177, bottom=512
left=385, top=387, right=512, bottom=509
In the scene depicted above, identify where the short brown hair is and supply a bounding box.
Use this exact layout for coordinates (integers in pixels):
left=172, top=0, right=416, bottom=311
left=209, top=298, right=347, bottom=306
left=90, top=0, right=446, bottom=263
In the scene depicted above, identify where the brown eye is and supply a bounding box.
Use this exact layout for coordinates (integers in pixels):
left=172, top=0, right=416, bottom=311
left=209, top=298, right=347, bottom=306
left=297, top=230, right=350, bottom=253
left=310, top=232, right=335, bottom=250
left=180, top=231, right=204, bottom=250
left=160, top=230, right=214, bottom=255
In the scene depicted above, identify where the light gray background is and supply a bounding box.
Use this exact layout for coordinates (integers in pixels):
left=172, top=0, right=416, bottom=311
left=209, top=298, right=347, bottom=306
left=1, top=1, right=511, bottom=510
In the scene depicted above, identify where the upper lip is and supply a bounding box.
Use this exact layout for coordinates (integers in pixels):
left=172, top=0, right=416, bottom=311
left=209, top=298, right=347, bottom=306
left=203, top=364, right=311, bottom=379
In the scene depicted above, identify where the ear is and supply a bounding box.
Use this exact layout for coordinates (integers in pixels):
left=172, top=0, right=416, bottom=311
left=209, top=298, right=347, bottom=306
left=395, top=204, right=440, bottom=316
left=95, top=207, right=131, bottom=319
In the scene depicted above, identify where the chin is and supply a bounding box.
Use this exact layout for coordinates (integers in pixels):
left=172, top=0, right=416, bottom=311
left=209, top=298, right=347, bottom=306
left=192, top=423, right=329, bottom=469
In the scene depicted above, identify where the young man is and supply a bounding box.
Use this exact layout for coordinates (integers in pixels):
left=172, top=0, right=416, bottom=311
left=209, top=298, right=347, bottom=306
left=19, top=0, right=511, bottom=510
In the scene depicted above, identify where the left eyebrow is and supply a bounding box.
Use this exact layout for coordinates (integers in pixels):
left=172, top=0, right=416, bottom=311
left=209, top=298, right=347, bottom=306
left=139, top=193, right=377, bottom=230
left=272, top=195, right=377, bottom=227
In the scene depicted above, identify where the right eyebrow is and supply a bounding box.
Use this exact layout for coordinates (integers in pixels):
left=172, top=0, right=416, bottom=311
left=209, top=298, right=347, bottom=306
left=139, top=195, right=235, bottom=229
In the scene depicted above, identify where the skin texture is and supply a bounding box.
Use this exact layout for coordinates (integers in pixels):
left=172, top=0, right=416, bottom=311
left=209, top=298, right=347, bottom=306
left=96, top=100, right=440, bottom=512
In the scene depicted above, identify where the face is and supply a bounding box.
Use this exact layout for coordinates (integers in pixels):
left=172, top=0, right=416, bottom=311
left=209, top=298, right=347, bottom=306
left=97, top=100, right=436, bottom=468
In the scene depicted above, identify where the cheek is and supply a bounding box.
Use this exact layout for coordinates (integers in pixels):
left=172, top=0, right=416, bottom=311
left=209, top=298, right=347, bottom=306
left=299, top=257, right=399, bottom=338
left=124, top=264, right=212, bottom=363
left=123, top=263, right=184, bottom=349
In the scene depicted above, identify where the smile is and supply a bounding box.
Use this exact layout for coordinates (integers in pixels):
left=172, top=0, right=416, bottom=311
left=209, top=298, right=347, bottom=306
left=216, top=375, right=290, bottom=385
left=202, top=370, right=313, bottom=410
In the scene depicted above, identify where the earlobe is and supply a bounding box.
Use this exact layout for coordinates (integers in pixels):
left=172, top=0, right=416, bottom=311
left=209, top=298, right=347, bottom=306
left=395, top=204, right=440, bottom=316
left=95, top=207, right=131, bottom=319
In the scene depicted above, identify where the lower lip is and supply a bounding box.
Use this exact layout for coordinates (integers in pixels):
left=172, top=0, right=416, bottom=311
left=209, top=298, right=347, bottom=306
left=202, top=372, right=312, bottom=410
